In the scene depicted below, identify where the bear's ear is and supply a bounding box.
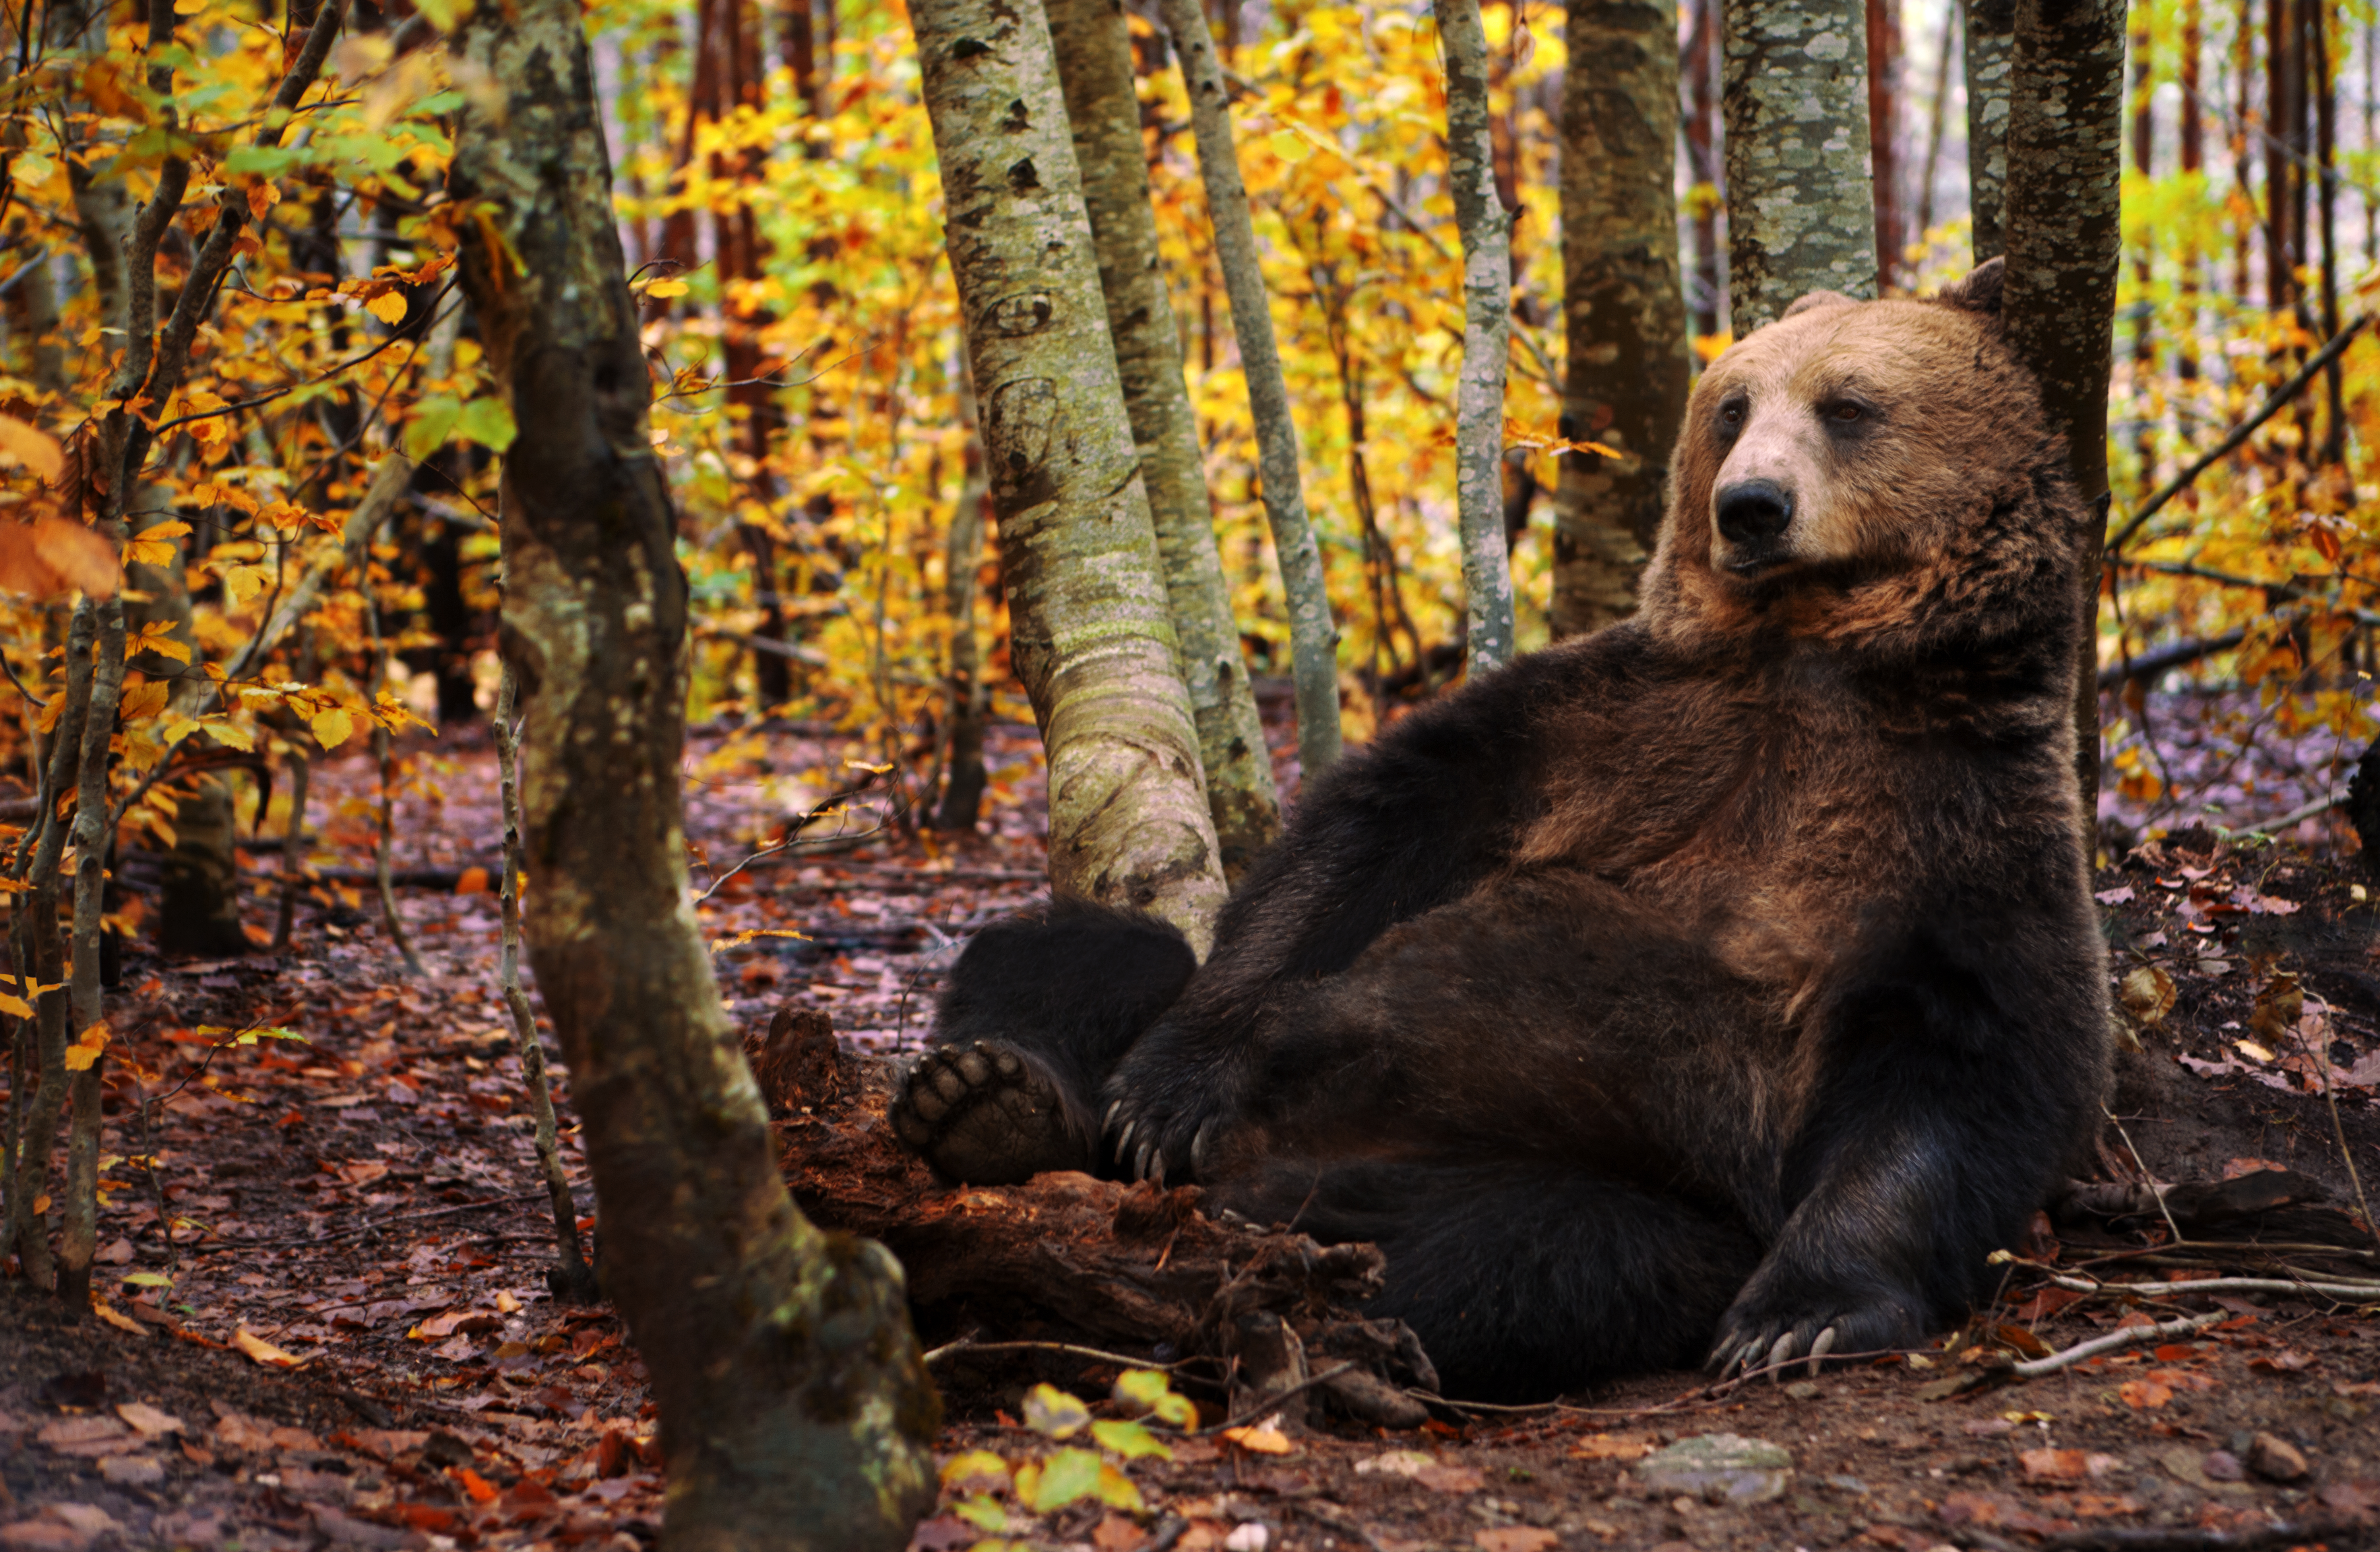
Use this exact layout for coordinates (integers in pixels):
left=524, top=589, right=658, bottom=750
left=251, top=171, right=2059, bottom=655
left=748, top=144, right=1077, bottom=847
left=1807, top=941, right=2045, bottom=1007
left=1781, top=290, right=1857, bottom=320
left=1936, top=256, right=2005, bottom=320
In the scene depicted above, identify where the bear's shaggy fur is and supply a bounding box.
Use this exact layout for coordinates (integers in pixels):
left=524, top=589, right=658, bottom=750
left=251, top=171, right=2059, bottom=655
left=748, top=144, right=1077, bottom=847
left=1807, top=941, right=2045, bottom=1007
left=892, top=262, right=2113, bottom=1402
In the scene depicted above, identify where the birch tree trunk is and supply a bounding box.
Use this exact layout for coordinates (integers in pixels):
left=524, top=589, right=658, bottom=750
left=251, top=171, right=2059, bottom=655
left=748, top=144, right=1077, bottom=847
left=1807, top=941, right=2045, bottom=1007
left=1552, top=0, right=1688, bottom=638
left=913, top=0, right=1230, bottom=949
left=2000, top=0, right=2124, bottom=830
left=1964, top=0, right=2014, bottom=261
left=1435, top=0, right=1516, bottom=674
left=447, top=0, right=940, bottom=1542
left=1723, top=0, right=1879, bottom=326
left=1044, top=0, right=1282, bottom=873
left=1158, top=0, right=1343, bottom=780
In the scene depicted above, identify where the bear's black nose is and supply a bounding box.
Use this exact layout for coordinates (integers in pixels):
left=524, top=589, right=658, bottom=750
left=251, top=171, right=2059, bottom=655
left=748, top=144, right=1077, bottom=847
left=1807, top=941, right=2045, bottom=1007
left=1716, top=480, right=1794, bottom=545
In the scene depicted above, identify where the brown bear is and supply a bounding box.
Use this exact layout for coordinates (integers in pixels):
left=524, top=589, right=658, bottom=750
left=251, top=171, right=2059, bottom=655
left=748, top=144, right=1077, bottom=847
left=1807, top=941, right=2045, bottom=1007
left=892, top=259, right=2114, bottom=1402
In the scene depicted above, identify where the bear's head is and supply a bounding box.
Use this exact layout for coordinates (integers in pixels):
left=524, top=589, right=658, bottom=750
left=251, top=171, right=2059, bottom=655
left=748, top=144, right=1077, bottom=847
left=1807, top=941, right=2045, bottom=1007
left=1641, top=258, right=2082, bottom=656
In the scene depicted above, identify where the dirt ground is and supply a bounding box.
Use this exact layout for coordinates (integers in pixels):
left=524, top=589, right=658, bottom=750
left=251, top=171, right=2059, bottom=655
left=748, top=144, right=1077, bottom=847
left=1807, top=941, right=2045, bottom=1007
left=3, top=716, right=2377, bottom=1552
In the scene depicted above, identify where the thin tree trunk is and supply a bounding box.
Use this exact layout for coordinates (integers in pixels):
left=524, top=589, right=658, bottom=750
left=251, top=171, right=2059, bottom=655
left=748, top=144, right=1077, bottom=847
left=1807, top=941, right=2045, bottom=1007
left=1045, top=0, right=1281, bottom=871
left=1914, top=0, right=1957, bottom=238
left=2178, top=0, right=2202, bottom=380
left=2314, top=7, right=2344, bottom=463
left=2131, top=4, right=2155, bottom=466
left=1681, top=0, right=1723, bottom=338
left=1436, top=0, right=1516, bottom=674
left=1965, top=0, right=2014, bottom=260
left=2001, top=0, right=2125, bottom=831
left=915, top=0, right=1231, bottom=947
left=1867, top=0, right=1901, bottom=289
left=494, top=663, right=599, bottom=1304
left=1159, top=0, right=1343, bottom=780
left=273, top=748, right=309, bottom=951
left=55, top=600, right=126, bottom=1308
left=448, top=0, right=940, bottom=1539
left=1723, top=0, right=1880, bottom=326
left=933, top=423, right=991, bottom=832
left=1553, top=0, right=1686, bottom=637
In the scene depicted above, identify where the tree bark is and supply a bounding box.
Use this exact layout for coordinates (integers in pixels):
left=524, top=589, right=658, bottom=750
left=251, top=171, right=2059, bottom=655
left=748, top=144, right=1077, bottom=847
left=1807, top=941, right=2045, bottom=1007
left=1866, top=0, right=1901, bottom=289
left=447, top=0, right=941, bottom=1541
left=913, top=0, right=1230, bottom=946
left=1436, top=0, right=1516, bottom=675
left=1553, top=0, right=1687, bottom=638
left=933, top=386, right=992, bottom=833
left=2000, top=0, right=2124, bottom=832
left=1723, top=0, right=1880, bottom=327
left=1158, top=0, right=1343, bottom=782
left=1044, top=0, right=1281, bottom=873
left=1964, top=0, right=2014, bottom=261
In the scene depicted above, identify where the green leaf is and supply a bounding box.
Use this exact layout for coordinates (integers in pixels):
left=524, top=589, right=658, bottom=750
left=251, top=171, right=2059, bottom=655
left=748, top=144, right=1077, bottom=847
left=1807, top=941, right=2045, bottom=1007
left=455, top=396, right=517, bottom=453
left=225, top=144, right=299, bottom=176
left=1091, top=1418, right=1172, bottom=1461
left=1114, top=1369, right=1198, bottom=1429
left=937, top=1450, right=1010, bottom=1490
left=1026, top=1447, right=1103, bottom=1512
left=405, top=395, right=463, bottom=461
left=950, top=1494, right=1007, bottom=1531
left=1022, top=1383, right=1089, bottom=1439
left=121, top=1271, right=173, bottom=1287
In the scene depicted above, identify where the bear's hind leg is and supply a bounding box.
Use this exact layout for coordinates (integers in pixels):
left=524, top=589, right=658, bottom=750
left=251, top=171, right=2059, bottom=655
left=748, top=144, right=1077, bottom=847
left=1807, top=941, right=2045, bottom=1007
left=893, top=899, right=1197, bottom=1185
left=1235, top=1163, right=1760, bottom=1403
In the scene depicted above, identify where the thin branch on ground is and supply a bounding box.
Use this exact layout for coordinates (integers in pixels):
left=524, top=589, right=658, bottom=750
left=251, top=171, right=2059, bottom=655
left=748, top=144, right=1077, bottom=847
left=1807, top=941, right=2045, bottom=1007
left=919, top=1337, right=1200, bottom=1371
left=2007, top=1310, right=2225, bottom=1379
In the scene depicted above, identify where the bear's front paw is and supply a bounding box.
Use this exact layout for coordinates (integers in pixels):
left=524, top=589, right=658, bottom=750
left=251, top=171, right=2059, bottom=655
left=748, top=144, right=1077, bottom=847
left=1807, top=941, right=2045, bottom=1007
left=1704, top=1280, right=1926, bottom=1382
left=1101, top=1060, right=1244, bottom=1185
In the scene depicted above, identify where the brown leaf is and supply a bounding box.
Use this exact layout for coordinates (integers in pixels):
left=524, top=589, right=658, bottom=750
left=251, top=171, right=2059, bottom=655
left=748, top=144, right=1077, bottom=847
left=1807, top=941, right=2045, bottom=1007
left=1413, top=1465, right=1485, bottom=1493
left=1566, top=1432, right=1653, bottom=1461
left=2119, top=965, right=2175, bottom=1027
left=2118, top=1379, right=2173, bottom=1409
left=2020, top=1448, right=2124, bottom=1482
left=2250, top=972, right=2304, bottom=1046
left=233, top=1327, right=304, bottom=1368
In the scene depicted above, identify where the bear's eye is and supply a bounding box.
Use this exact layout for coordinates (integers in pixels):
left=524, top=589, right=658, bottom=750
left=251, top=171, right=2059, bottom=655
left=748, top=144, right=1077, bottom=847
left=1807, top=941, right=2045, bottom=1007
left=1826, top=400, right=1866, bottom=423
left=1718, top=400, right=1746, bottom=428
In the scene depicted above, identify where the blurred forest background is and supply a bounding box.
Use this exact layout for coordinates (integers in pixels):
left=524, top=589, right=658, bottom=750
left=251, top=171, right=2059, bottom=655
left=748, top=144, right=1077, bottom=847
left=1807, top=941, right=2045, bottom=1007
left=0, top=0, right=2374, bottom=961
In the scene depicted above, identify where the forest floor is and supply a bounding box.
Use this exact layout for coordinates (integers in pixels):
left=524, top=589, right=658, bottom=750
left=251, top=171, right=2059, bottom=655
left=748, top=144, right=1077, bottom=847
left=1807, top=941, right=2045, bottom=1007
left=2, top=709, right=2378, bottom=1552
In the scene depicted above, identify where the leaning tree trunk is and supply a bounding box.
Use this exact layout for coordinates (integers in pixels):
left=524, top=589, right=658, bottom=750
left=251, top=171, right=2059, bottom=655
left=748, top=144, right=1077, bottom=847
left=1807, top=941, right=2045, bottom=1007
left=1159, top=0, right=1343, bottom=782
left=1723, top=0, right=1880, bottom=326
left=1552, top=0, right=1688, bottom=638
left=1044, top=0, right=1282, bottom=875
left=1965, top=0, right=2015, bottom=261
left=446, top=0, right=940, bottom=1545
left=1435, top=0, right=1516, bottom=676
left=2000, top=0, right=2123, bottom=834
left=912, top=0, right=1230, bottom=950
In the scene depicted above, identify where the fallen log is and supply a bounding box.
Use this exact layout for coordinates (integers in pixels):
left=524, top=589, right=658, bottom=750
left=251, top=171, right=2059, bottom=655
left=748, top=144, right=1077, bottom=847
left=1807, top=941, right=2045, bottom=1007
left=750, top=1009, right=1440, bottom=1425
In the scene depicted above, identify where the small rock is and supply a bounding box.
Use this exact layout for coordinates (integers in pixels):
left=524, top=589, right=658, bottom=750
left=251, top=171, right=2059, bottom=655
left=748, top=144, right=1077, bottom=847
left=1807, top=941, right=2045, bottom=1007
left=1637, top=1432, right=1794, bottom=1504
left=2248, top=1432, right=2309, bottom=1483
left=1224, top=1524, right=1269, bottom=1552
left=1783, top=1381, right=1821, bottom=1401
left=2202, top=1450, right=2245, bottom=1482
left=97, top=1453, right=163, bottom=1486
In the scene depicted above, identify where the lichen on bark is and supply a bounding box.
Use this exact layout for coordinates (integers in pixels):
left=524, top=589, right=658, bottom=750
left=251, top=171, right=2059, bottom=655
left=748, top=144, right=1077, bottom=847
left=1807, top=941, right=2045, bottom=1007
left=913, top=0, right=1228, bottom=949
left=1964, top=0, right=2015, bottom=261
left=1722, top=0, right=1879, bottom=327
left=1553, top=0, right=1688, bottom=638
left=448, top=0, right=940, bottom=1542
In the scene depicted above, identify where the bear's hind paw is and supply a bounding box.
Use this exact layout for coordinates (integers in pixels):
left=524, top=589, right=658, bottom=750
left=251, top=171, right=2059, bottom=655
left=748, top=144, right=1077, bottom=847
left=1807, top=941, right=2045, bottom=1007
left=890, top=1041, right=1091, bottom=1186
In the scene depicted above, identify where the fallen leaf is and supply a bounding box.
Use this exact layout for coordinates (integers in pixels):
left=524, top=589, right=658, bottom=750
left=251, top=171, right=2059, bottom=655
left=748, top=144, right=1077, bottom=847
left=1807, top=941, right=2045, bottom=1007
left=1415, top=1465, right=1486, bottom=1492
left=233, top=1327, right=304, bottom=1368
left=2019, top=1448, right=2123, bottom=1482
left=116, top=1403, right=183, bottom=1438
left=457, top=866, right=491, bottom=895
left=2119, top=964, right=2176, bottom=1027
left=1567, top=1432, right=1653, bottom=1462
left=2118, top=1379, right=2173, bottom=1410
left=1474, top=1531, right=1557, bottom=1552
left=91, top=1301, right=146, bottom=1336
left=1221, top=1422, right=1295, bottom=1456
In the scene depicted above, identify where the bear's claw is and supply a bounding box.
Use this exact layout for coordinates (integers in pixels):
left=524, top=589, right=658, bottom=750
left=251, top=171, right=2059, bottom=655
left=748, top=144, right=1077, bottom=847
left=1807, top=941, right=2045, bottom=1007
left=890, top=1041, right=1088, bottom=1185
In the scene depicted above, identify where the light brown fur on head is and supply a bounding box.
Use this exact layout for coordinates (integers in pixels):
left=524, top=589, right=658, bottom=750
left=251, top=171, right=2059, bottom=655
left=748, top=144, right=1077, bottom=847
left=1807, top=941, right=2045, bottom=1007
left=1638, top=262, right=2079, bottom=655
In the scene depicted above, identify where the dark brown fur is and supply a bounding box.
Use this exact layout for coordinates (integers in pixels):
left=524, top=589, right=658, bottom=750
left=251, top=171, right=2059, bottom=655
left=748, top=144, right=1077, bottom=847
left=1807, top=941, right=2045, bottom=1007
left=909, top=261, right=2113, bottom=1401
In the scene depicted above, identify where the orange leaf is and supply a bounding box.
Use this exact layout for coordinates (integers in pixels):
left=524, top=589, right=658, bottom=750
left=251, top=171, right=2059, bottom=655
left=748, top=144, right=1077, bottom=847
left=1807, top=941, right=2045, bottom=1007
left=455, top=866, right=490, bottom=896
left=233, top=1327, right=303, bottom=1368
left=1220, top=1422, right=1294, bottom=1455
left=1475, top=1532, right=1557, bottom=1552
left=1567, top=1433, right=1653, bottom=1461
left=2118, top=1379, right=2173, bottom=1410
left=455, top=1467, right=500, bottom=1504
left=0, top=516, right=120, bottom=599
left=0, top=414, right=63, bottom=480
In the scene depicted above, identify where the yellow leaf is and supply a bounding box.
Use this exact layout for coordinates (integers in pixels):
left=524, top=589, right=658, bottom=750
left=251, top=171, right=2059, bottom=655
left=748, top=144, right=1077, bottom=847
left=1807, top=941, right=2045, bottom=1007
left=642, top=277, right=690, bottom=298
left=64, top=1022, right=109, bottom=1072
left=1267, top=128, right=1312, bottom=162
left=0, top=992, right=30, bottom=1018
left=1221, top=1422, right=1295, bottom=1455
left=311, top=708, right=354, bottom=749
left=0, top=414, right=63, bottom=480
left=234, top=1327, right=304, bottom=1367
left=136, top=630, right=191, bottom=665
left=162, top=718, right=200, bottom=745
left=221, top=563, right=271, bottom=612
left=201, top=718, right=255, bottom=752
left=246, top=180, right=281, bottom=220
left=365, top=291, right=409, bottom=325
left=119, top=682, right=169, bottom=722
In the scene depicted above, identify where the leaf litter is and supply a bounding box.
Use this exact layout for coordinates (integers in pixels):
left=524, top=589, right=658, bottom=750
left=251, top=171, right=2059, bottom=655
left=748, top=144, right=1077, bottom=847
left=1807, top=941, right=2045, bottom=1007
left=1, top=723, right=2377, bottom=1551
